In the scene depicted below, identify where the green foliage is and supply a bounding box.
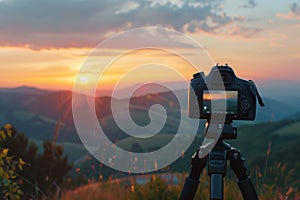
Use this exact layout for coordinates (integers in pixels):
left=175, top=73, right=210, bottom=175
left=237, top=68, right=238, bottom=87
left=1, top=124, right=72, bottom=199
left=0, top=124, right=25, bottom=200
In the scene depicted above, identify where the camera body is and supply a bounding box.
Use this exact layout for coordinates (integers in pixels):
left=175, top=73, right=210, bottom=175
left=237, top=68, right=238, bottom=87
left=189, top=64, right=258, bottom=121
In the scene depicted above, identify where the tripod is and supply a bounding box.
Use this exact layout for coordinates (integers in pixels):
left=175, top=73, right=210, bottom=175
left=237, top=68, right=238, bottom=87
left=179, top=122, right=258, bottom=200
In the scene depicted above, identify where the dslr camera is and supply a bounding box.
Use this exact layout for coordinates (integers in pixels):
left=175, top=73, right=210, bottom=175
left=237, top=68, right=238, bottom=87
left=189, top=64, right=264, bottom=122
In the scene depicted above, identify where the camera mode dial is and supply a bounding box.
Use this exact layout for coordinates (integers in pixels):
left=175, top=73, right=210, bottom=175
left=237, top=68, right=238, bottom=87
left=241, top=98, right=251, bottom=110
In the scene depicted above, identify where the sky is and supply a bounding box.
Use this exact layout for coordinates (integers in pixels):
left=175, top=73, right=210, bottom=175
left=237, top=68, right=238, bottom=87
left=0, top=0, right=299, bottom=92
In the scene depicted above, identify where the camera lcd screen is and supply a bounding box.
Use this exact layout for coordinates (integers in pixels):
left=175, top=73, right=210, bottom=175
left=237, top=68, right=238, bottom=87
left=202, top=90, right=238, bottom=115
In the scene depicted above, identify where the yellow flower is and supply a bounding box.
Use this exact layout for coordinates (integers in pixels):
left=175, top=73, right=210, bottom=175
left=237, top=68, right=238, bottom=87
left=7, top=130, right=12, bottom=137
left=0, top=130, right=5, bottom=140
left=4, top=124, right=12, bottom=130
left=1, top=148, right=9, bottom=157
left=18, top=158, right=26, bottom=165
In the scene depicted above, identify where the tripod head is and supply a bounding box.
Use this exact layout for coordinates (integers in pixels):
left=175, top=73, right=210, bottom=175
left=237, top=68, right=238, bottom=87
left=194, top=121, right=237, bottom=160
left=204, top=122, right=237, bottom=141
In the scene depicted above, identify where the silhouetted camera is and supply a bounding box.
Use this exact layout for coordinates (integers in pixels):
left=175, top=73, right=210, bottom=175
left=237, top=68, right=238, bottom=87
left=189, top=64, right=264, bottom=122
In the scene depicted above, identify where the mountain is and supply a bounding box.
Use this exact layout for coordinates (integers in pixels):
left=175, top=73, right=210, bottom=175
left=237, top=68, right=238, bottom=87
left=95, top=81, right=188, bottom=98
left=256, top=79, right=300, bottom=101
left=0, top=87, right=299, bottom=143
left=278, top=96, right=300, bottom=112
left=253, top=97, right=297, bottom=122
left=0, top=86, right=53, bottom=95
left=0, top=90, right=79, bottom=142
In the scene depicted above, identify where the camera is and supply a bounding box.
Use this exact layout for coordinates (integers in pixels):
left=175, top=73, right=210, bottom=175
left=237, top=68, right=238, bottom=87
left=188, top=64, right=264, bottom=121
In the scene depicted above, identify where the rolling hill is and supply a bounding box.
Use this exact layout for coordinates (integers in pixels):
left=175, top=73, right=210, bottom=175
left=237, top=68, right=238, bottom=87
left=0, top=86, right=299, bottom=143
left=0, top=86, right=300, bottom=185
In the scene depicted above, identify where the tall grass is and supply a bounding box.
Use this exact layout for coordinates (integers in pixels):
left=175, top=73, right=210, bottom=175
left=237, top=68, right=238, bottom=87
left=59, top=138, right=300, bottom=200
left=59, top=168, right=299, bottom=200
left=60, top=180, right=131, bottom=200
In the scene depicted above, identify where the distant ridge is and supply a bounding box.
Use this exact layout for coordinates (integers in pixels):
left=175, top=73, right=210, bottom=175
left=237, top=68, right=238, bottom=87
left=0, top=86, right=53, bottom=95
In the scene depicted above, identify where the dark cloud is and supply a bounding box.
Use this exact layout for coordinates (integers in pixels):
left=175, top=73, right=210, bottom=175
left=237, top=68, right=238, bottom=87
left=291, top=2, right=300, bottom=15
left=0, top=0, right=260, bottom=50
left=241, top=0, right=256, bottom=9
left=0, top=0, right=127, bottom=49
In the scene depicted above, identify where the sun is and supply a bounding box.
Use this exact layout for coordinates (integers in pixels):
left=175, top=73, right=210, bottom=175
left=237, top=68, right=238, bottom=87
left=79, top=76, right=89, bottom=84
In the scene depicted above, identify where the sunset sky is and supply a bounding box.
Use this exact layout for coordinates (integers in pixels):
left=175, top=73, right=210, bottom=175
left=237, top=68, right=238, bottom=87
left=0, top=0, right=299, bottom=92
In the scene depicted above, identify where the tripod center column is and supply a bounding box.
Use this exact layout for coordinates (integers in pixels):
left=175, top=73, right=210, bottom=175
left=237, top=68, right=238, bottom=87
left=208, top=149, right=227, bottom=200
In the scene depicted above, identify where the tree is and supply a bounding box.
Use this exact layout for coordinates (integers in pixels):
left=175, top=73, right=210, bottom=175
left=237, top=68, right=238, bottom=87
left=0, top=124, right=25, bottom=200
left=1, top=124, right=72, bottom=199
left=36, top=140, right=72, bottom=196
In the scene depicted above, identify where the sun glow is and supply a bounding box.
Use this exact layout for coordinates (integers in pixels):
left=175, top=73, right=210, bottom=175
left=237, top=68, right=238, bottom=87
left=79, top=76, right=89, bottom=84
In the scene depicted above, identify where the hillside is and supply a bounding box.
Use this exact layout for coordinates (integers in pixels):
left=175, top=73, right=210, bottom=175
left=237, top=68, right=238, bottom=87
left=0, top=87, right=299, bottom=144
left=229, top=119, right=300, bottom=187
left=1, top=87, right=299, bottom=186
left=68, top=118, right=300, bottom=188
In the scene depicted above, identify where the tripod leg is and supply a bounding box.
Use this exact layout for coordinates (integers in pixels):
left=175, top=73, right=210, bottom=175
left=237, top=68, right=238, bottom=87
left=229, top=150, right=259, bottom=200
left=208, top=149, right=227, bottom=200
left=179, top=150, right=208, bottom=200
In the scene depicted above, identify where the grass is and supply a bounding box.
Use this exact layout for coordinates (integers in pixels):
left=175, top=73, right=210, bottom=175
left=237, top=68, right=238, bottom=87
left=59, top=170, right=300, bottom=200
left=59, top=124, right=300, bottom=200
left=61, top=181, right=131, bottom=200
